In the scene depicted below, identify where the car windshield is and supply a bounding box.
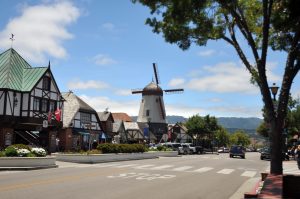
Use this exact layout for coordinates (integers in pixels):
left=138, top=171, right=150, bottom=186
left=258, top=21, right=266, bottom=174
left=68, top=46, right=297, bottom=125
left=262, top=148, right=270, bottom=153
left=231, top=146, right=244, bottom=152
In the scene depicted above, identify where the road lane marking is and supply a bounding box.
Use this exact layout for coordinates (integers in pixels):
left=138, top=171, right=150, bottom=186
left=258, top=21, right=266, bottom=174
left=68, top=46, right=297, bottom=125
left=114, top=164, right=139, bottom=168
left=151, top=165, right=174, bottom=170
left=241, top=171, right=257, bottom=177
left=193, top=167, right=213, bottom=173
left=217, top=169, right=234, bottom=174
left=107, top=172, right=176, bottom=181
left=95, top=163, right=122, bottom=167
left=172, top=166, right=193, bottom=171
left=134, top=164, right=155, bottom=169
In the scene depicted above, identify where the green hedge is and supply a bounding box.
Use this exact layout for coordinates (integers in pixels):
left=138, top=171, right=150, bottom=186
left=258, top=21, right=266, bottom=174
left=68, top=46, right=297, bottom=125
left=97, top=144, right=146, bottom=153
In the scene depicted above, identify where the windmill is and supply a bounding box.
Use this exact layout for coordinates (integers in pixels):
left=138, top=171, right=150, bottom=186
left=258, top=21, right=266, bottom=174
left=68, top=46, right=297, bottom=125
left=132, top=63, right=184, bottom=142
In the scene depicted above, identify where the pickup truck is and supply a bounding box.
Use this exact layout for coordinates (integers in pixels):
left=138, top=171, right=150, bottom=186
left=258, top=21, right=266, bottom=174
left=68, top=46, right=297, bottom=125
left=178, top=143, right=203, bottom=155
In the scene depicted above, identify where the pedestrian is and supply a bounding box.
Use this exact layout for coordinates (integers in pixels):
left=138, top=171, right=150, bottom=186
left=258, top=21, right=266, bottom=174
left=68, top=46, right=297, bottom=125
left=296, top=145, right=300, bottom=170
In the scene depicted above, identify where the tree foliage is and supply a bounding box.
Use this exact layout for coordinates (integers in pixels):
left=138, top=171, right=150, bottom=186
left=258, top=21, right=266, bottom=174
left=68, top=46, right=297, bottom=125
left=133, top=0, right=300, bottom=174
left=215, top=127, right=230, bottom=147
left=230, top=130, right=251, bottom=146
left=256, top=122, right=269, bottom=138
left=185, top=114, right=220, bottom=139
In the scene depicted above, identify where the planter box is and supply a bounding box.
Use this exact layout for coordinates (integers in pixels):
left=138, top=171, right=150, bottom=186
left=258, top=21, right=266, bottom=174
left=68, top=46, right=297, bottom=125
left=56, top=151, right=178, bottom=164
left=0, top=157, right=57, bottom=169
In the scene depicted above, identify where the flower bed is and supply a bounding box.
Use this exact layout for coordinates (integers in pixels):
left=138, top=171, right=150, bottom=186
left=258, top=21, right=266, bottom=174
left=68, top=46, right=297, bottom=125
left=0, top=144, right=47, bottom=157
left=0, top=144, right=56, bottom=170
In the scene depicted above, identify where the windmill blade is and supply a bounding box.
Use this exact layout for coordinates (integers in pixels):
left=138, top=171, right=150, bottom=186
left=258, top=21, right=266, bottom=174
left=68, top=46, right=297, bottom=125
left=131, top=89, right=143, bottom=94
left=152, top=63, right=160, bottom=85
left=157, top=96, right=166, bottom=120
left=164, top=88, right=184, bottom=94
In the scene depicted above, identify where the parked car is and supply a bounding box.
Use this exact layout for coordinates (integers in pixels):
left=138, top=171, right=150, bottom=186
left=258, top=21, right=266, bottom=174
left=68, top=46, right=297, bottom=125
left=260, top=147, right=271, bottom=160
left=165, top=143, right=182, bottom=151
left=218, top=147, right=229, bottom=153
left=229, top=145, right=246, bottom=159
left=260, top=147, right=290, bottom=161
left=178, top=143, right=203, bottom=155
left=178, top=143, right=194, bottom=155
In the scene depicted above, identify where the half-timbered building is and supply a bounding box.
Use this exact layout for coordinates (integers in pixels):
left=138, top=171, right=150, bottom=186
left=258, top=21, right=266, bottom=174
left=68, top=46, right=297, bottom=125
left=59, top=92, right=102, bottom=151
left=0, top=48, right=63, bottom=152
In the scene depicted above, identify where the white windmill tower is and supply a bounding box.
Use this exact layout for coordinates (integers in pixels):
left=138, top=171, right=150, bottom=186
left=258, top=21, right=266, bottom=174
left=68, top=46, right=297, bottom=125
left=132, top=63, right=184, bottom=142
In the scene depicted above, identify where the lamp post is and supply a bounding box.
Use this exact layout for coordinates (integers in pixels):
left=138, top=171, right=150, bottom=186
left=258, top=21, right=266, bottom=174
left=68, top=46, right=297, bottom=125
left=147, top=117, right=151, bottom=144
left=269, top=83, right=279, bottom=101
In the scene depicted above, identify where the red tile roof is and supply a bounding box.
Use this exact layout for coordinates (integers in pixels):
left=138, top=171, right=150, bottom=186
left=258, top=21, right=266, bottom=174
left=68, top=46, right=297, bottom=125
left=112, top=112, right=132, bottom=122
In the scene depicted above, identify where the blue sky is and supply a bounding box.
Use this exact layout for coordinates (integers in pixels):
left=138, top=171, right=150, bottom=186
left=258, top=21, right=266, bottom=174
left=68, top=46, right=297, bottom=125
left=0, top=0, right=299, bottom=118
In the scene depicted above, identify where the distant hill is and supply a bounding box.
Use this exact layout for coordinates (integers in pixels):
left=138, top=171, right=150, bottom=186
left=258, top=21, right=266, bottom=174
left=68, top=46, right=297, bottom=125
left=131, top=116, right=262, bottom=130
left=217, top=117, right=262, bottom=130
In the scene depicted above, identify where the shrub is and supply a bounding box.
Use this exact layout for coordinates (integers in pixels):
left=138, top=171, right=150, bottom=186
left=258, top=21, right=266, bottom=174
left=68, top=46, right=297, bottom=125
left=17, top=148, right=31, bottom=157
left=11, top=144, right=31, bottom=151
left=26, top=152, right=36, bottom=157
left=31, top=148, right=47, bottom=157
left=97, top=143, right=146, bottom=153
left=5, top=146, right=18, bottom=157
left=0, top=151, right=6, bottom=157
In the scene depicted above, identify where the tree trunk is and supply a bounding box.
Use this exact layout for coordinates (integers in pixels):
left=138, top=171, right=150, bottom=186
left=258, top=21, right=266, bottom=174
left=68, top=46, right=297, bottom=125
left=269, top=120, right=283, bottom=174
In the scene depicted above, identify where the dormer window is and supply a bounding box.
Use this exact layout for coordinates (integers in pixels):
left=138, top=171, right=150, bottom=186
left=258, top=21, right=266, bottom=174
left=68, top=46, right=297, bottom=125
left=42, top=77, right=51, bottom=91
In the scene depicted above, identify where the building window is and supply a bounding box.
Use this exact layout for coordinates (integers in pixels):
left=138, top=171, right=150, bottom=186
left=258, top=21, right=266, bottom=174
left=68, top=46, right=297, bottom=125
left=80, top=112, right=91, bottom=124
left=41, top=99, right=48, bottom=112
left=42, top=77, right=51, bottom=91
left=146, top=109, right=150, bottom=117
left=33, top=98, right=40, bottom=111
left=49, top=101, right=56, bottom=112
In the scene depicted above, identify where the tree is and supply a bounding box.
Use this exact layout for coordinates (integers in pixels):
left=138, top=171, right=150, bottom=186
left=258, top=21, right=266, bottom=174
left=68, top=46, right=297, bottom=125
left=257, top=122, right=270, bottom=138
left=215, top=127, right=230, bottom=147
left=185, top=114, right=221, bottom=144
left=230, top=130, right=251, bottom=147
left=133, top=0, right=300, bottom=174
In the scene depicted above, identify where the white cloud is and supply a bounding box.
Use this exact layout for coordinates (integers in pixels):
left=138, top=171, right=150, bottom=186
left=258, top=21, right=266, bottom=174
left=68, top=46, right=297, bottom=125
left=79, top=95, right=139, bottom=116
left=186, top=62, right=259, bottom=94
left=197, top=49, right=216, bottom=57
left=0, top=1, right=80, bottom=64
left=93, top=54, right=117, bottom=65
left=266, top=62, right=281, bottom=83
left=208, top=98, right=223, bottom=103
left=168, top=78, right=185, bottom=87
left=67, top=80, right=109, bottom=90
left=114, top=89, right=132, bottom=96
left=102, top=22, right=116, bottom=31
left=165, top=104, right=204, bottom=118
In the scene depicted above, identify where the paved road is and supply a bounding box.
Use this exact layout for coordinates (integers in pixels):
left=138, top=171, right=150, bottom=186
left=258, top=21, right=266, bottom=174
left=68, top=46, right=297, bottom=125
left=0, top=153, right=270, bottom=199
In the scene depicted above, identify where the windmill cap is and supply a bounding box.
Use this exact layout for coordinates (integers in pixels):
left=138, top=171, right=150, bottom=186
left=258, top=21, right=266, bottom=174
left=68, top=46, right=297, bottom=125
left=142, top=81, right=163, bottom=96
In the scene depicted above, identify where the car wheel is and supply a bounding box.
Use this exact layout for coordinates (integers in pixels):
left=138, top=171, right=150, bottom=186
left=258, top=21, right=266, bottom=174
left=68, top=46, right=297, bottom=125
left=229, top=155, right=232, bottom=158
left=184, top=150, right=188, bottom=155
left=241, top=156, right=245, bottom=159
left=260, top=156, right=263, bottom=160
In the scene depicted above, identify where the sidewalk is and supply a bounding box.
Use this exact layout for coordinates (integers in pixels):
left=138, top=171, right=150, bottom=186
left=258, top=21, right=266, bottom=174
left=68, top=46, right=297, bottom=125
left=245, top=160, right=300, bottom=199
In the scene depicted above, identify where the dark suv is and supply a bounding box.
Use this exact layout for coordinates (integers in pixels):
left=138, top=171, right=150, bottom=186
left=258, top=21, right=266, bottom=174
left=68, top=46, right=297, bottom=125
left=229, top=146, right=246, bottom=159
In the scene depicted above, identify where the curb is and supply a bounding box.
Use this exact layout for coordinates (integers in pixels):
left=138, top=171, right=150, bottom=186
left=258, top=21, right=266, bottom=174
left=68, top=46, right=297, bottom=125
left=0, top=165, right=58, bottom=171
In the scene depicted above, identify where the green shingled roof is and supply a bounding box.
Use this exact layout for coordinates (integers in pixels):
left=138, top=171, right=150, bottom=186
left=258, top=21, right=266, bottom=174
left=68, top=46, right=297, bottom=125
left=0, top=48, right=48, bottom=92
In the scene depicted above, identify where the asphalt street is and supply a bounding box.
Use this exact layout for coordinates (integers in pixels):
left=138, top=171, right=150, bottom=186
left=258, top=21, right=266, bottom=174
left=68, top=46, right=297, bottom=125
left=0, top=152, right=275, bottom=199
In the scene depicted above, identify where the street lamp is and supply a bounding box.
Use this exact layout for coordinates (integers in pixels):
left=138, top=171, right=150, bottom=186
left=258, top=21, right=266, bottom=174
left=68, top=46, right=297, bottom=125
left=147, top=117, right=151, bottom=144
left=269, top=83, right=279, bottom=101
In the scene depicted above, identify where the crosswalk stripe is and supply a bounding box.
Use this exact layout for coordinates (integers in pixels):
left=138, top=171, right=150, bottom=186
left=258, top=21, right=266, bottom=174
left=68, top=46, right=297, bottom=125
left=134, top=165, right=155, bottom=169
left=217, top=169, right=234, bottom=174
left=115, top=164, right=139, bottom=168
left=172, top=166, right=194, bottom=171
left=241, top=171, right=257, bottom=177
left=96, top=163, right=122, bottom=168
left=193, top=167, right=213, bottom=173
left=151, top=165, right=174, bottom=170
